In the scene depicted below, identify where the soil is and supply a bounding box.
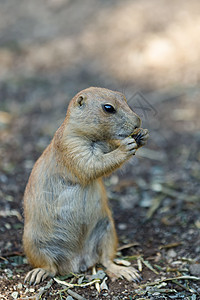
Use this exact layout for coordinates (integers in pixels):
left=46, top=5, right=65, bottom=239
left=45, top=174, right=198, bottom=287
left=0, top=1, right=200, bottom=299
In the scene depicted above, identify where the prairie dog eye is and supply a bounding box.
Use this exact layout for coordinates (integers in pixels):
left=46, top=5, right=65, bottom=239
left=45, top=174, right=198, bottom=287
left=102, top=104, right=116, bottom=114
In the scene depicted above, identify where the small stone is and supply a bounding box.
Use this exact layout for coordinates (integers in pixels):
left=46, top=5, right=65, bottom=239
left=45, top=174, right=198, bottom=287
left=167, top=249, right=177, bottom=258
left=151, top=182, right=162, bottom=192
left=11, top=292, right=18, bottom=299
left=23, top=257, right=28, bottom=264
left=110, top=175, right=119, bottom=185
left=5, top=223, right=11, bottom=229
left=152, top=292, right=160, bottom=296
left=29, top=288, right=35, bottom=293
left=189, top=264, right=200, bottom=276
left=195, top=246, right=200, bottom=253
left=91, top=270, right=106, bottom=280
left=24, top=160, right=34, bottom=169
left=0, top=174, right=7, bottom=183
left=5, top=194, right=14, bottom=202
left=140, top=192, right=152, bottom=207
left=77, top=276, right=84, bottom=284
left=195, top=220, right=200, bottom=229
left=17, top=283, right=23, bottom=289
left=4, top=268, right=13, bottom=278
left=118, top=223, right=127, bottom=230
left=5, top=241, right=12, bottom=250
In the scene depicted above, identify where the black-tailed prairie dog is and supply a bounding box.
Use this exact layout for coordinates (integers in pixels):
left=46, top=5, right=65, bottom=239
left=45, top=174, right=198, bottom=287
left=23, top=87, right=149, bottom=284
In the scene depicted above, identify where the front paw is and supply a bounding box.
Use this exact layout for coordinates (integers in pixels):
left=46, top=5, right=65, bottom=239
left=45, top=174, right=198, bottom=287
left=119, top=137, right=138, bottom=157
left=131, top=128, right=149, bottom=148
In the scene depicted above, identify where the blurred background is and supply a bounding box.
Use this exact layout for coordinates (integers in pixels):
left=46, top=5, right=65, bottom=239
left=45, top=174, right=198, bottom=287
left=0, top=0, right=200, bottom=298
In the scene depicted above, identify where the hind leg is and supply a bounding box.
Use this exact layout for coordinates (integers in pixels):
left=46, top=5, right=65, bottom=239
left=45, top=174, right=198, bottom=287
left=23, top=242, right=57, bottom=284
left=98, top=219, right=140, bottom=282
left=103, top=261, right=140, bottom=282
left=23, top=230, right=58, bottom=284
left=24, top=259, right=57, bottom=284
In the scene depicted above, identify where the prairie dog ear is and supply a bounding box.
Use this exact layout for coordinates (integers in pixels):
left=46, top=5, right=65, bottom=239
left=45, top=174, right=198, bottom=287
left=77, top=94, right=87, bottom=107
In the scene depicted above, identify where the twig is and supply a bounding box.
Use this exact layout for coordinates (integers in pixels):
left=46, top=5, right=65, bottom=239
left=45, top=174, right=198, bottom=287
left=159, top=242, right=182, bottom=250
left=140, top=275, right=200, bottom=288
left=0, top=256, right=8, bottom=262
left=140, top=257, right=159, bottom=275
left=70, top=272, right=82, bottom=279
left=54, top=277, right=100, bottom=288
left=122, top=254, right=141, bottom=261
left=2, top=251, right=24, bottom=258
left=0, top=209, right=22, bottom=221
left=114, top=258, right=131, bottom=266
left=146, top=194, right=165, bottom=220
left=118, top=242, right=139, bottom=251
left=137, top=257, right=143, bottom=272
left=67, top=289, right=86, bottom=300
left=92, top=266, right=100, bottom=293
left=172, top=279, right=192, bottom=292
left=100, top=277, right=109, bottom=291
left=152, top=185, right=199, bottom=202
left=151, top=288, right=177, bottom=293
left=56, top=286, right=86, bottom=300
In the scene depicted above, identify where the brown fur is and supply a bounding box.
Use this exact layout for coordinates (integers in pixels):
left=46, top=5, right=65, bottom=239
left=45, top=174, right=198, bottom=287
left=23, top=87, right=149, bottom=284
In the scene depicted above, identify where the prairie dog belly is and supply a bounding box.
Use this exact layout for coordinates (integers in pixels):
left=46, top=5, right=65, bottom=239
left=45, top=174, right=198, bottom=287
left=54, top=179, right=103, bottom=223
left=38, top=177, right=108, bottom=273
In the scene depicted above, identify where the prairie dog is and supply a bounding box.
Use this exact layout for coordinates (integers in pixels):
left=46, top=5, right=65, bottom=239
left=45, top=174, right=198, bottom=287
left=23, top=87, right=149, bottom=284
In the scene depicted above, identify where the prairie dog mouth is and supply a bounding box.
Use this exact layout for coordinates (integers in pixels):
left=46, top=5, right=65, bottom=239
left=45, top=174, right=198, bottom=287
left=130, top=127, right=141, bottom=136
left=112, top=128, right=148, bottom=140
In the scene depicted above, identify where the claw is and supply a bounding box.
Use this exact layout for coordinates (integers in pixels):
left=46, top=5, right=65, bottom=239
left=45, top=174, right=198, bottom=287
left=131, top=128, right=149, bottom=147
left=25, top=268, right=50, bottom=285
left=135, top=132, right=142, bottom=145
left=105, top=262, right=141, bottom=282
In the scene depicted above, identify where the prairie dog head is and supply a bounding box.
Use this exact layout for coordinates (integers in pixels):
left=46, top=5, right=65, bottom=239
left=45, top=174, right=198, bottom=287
left=65, top=87, right=141, bottom=141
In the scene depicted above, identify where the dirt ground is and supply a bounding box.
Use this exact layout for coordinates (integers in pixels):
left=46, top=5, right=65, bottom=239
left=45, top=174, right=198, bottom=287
left=0, top=0, right=200, bottom=299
